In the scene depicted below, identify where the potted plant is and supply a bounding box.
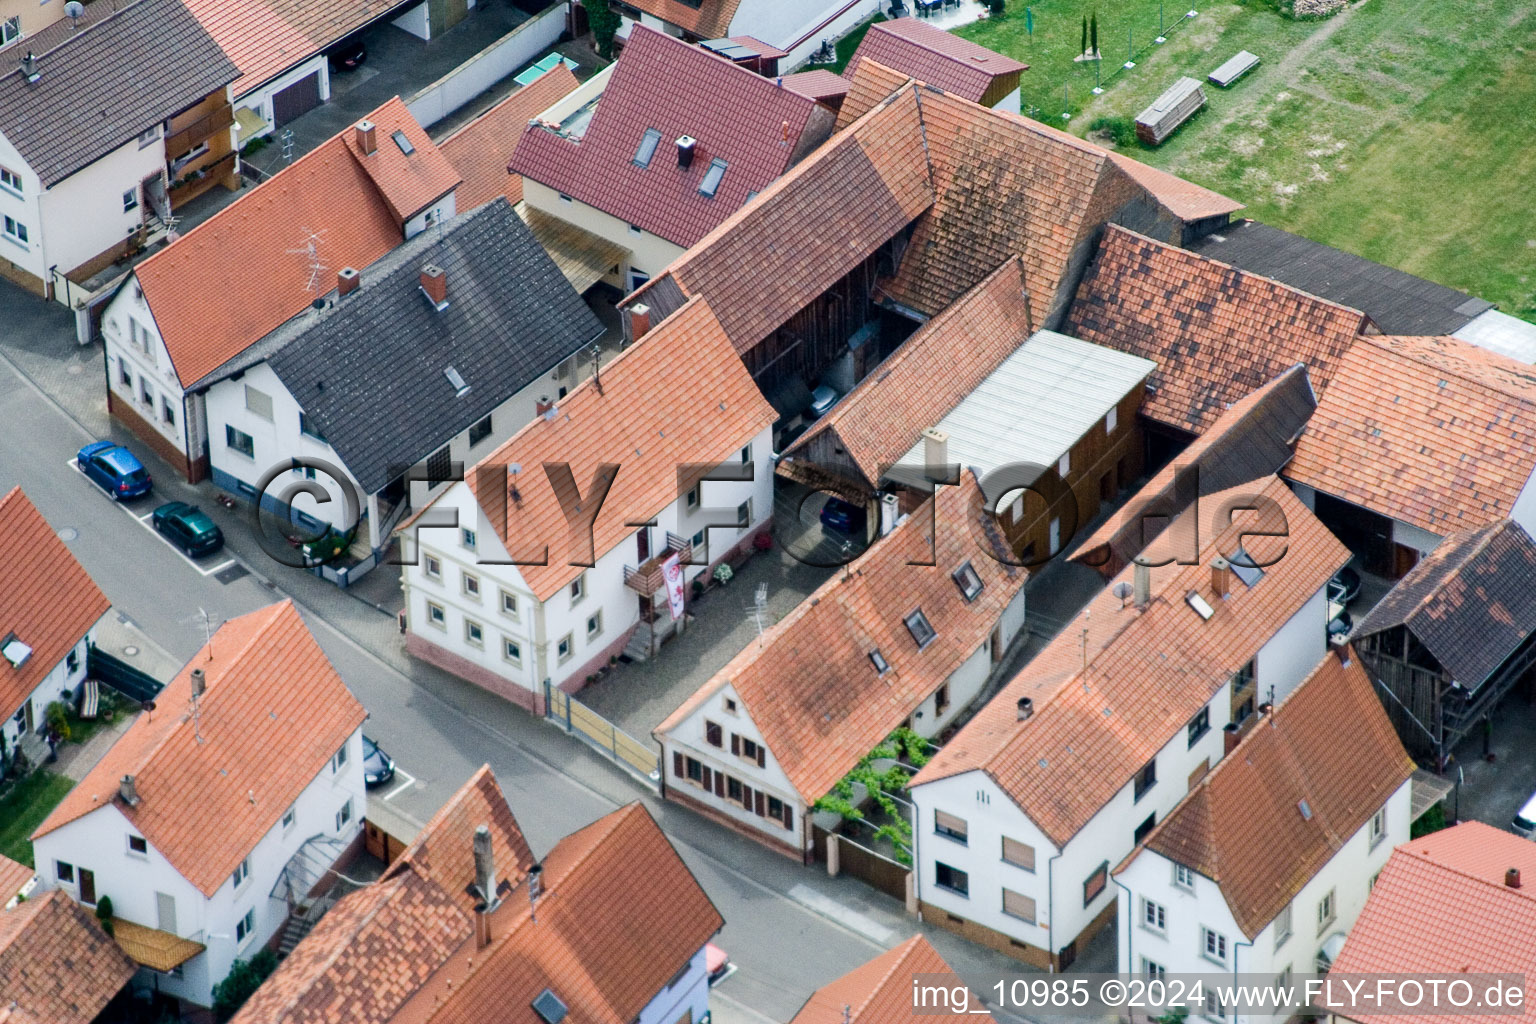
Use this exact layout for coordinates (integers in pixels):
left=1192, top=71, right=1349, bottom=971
left=713, top=563, right=734, bottom=587
left=752, top=531, right=773, bottom=552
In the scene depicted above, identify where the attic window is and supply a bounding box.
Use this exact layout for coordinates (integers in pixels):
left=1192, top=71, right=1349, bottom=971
left=1, top=633, right=31, bottom=669
left=1298, top=799, right=1313, bottom=821
left=633, top=128, right=662, bottom=168
left=1229, top=547, right=1264, bottom=587
left=952, top=562, right=984, bottom=602
left=870, top=649, right=890, bottom=675
left=444, top=366, right=470, bottom=398
left=392, top=130, right=415, bottom=155
left=532, top=989, right=568, bottom=1024
left=699, top=157, right=728, bottom=197
left=904, top=610, right=937, bottom=650
left=1185, top=591, right=1215, bottom=621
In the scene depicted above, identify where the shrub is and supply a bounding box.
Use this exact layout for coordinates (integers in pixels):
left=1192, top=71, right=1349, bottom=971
left=988, top=0, right=1005, bottom=14
left=713, top=563, right=734, bottom=585
left=95, top=895, right=114, bottom=937
left=584, top=0, right=622, bottom=60
left=213, top=949, right=279, bottom=1021
left=691, top=578, right=705, bottom=598
left=1411, top=801, right=1448, bottom=838
left=1089, top=116, right=1138, bottom=147
left=44, top=702, right=71, bottom=744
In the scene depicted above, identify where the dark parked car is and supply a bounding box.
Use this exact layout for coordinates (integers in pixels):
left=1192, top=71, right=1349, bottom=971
left=1328, top=608, right=1353, bottom=640
left=152, top=502, right=224, bottom=557
left=805, top=385, right=839, bottom=420
left=820, top=496, right=867, bottom=535
left=1327, top=566, right=1362, bottom=606
left=363, top=735, right=395, bottom=788
left=77, top=441, right=152, bottom=500
left=328, top=34, right=367, bottom=72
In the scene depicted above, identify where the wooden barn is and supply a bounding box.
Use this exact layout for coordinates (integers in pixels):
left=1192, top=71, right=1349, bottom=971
left=1354, top=519, right=1536, bottom=770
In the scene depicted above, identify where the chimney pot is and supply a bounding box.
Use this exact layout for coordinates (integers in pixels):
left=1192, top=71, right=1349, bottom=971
left=190, top=667, right=206, bottom=697
left=355, top=119, right=377, bottom=156
left=1017, top=696, right=1034, bottom=722
left=922, top=427, right=949, bottom=480
left=1133, top=561, right=1152, bottom=608
left=119, top=774, right=139, bottom=806
left=534, top=395, right=553, bottom=417
left=1508, top=868, right=1523, bottom=889
left=420, top=264, right=447, bottom=308
left=473, top=824, right=496, bottom=905
left=337, top=267, right=360, bottom=297
left=627, top=303, right=652, bottom=343
left=1211, top=556, right=1231, bottom=599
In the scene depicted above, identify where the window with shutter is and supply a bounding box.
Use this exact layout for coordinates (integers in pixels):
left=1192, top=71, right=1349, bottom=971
left=741, top=783, right=753, bottom=810
left=1002, top=888, right=1036, bottom=923
left=756, top=746, right=766, bottom=769
left=673, top=752, right=684, bottom=777
left=705, top=721, right=722, bottom=747
left=1002, top=837, right=1036, bottom=871
left=754, top=790, right=766, bottom=816
left=731, top=733, right=740, bottom=756
left=935, top=810, right=968, bottom=844
left=714, top=771, right=725, bottom=798
left=782, top=802, right=794, bottom=830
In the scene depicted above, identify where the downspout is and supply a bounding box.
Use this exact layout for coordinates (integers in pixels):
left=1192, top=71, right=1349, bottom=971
left=1233, top=934, right=1253, bottom=1024
left=1112, top=870, right=1134, bottom=976
left=1047, top=848, right=1061, bottom=971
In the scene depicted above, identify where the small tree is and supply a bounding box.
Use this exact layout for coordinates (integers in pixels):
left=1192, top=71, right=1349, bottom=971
left=94, top=895, right=115, bottom=937
left=584, top=0, right=622, bottom=61
left=212, top=949, right=279, bottom=1022
left=44, top=701, right=71, bottom=744
left=1090, top=12, right=1099, bottom=56
left=988, top=0, right=1005, bottom=13
left=1081, top=15, right=1088, bottom=55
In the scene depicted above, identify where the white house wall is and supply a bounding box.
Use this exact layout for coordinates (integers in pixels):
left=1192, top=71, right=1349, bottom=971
left=733, top=0, right=882, bottom=70
left=1117, top=779, right=1411, bottom=1024
left=522, top=178, right=682, bottom=287
left=0, top=127, right=44, bottom=280
left=1253, top=588, right=1327, bottom=707
left=102, top=278, right=193, bottom=457
left=36, top=135, right=165, bottom=277
left=2, top=635, right=89, bottom=755
left=403, top=189, right=457, bottom=238
left=637, top=946, right=712, bottom=1024
left=235, top=57, right=331, bottom=142
left=31, top=728, right=365, bottom=1007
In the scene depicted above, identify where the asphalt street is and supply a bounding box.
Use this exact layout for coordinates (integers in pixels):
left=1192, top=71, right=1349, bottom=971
left=0, top=291, right=1057, bottom=1023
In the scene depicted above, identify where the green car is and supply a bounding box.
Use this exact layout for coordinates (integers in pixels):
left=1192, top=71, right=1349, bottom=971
left=151, top=501, right=224, bottom=557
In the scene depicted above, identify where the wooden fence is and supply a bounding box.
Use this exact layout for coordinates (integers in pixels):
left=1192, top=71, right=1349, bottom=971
left=544, top=681, right=660, bottom=790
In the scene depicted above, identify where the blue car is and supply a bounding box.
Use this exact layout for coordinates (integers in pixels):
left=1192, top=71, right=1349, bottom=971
left=820, top=496, right=867, bottom=535
left=77, top=441, right=152, bottom=500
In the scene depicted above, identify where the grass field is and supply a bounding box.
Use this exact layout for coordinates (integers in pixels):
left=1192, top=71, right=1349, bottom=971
left=955, top=0, right=1536, bottom=320
left=0, top=771, right=74, bottom=867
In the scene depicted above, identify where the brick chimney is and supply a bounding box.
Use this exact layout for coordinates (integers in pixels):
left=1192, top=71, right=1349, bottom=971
left=1211, top=556, right=1231, bottom=599
left=1016, top=696, right=1033, bottom=722
left=337, top=267, right=360, bottom=297
left=355, top=119, right=377, bottom=156
left=534, top=395, right=554, bottom=417
left=420, top=264, right=447, bottom=309
left=627, top=303, right=652, bottom=343
left=1508, top=868, right=1523, bottom=889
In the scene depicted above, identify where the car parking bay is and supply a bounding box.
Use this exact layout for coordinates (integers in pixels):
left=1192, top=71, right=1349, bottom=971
left=67, top=455, right=238, bottom=578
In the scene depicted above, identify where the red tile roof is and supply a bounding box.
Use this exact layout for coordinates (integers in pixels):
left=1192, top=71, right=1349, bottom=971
left=510, top=26, right=825, bottom=248
left=0, top=488, right=110, bottom=724
left=835, top=58, right=913, bottom=130
left=181, top=0, right=390, bottom=97
left=229, top=765, right=535, bottom=1024
left=1105, top=152, right=1244, bottom=222
left=0, top=855, right=32, bottom=907
left=0, top=889, right=137, bottom=1024
left=418, top=802, right=723, bottom=1024
left=619, top=0, right=740, bottom=38
left=790, top=935, right=996, bottom=1022
left=135, top=97, right=455, bottom=389
left=1128, top=647, right=1413, bottom=938
left=658, top=474, right=1025, bottom=804
left=779, top=257, right=1033, bottom=490
left=33, top=600, right=367, bottom=897
left=1066, top=225, right=1370, bottom=434
left=440, top=66, right=582, bottom=213
left=631, top=82, right=935, bottom=354
left=1284, top=333, right=1536, bottom=536
left=915, top=477, right=1349, bottom=845
left=846, top=18, right=1026, bottom=104
left=1330, top=821, right=1536, bottom=1024
left=465, top=296, right=776, bottom=602
left=780, top=69, right=851, bottom=102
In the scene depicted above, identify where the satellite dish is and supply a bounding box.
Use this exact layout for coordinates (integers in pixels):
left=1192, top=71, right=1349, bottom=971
left=509, top=463, right=522, bottom=475
left=64, top=1, right=84, bottom=21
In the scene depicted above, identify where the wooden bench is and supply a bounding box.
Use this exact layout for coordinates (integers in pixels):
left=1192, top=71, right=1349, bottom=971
left=78, top=679, right=100, bottom=720
left=1209, top=50, right=1261, bottom=88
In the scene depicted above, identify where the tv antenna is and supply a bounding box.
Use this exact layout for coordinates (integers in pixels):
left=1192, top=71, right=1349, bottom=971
left=286, top=228, right=329, bottom=294
left=280, top=128, right=295, bottom=164
left=749, top=583, right=769, bottom=641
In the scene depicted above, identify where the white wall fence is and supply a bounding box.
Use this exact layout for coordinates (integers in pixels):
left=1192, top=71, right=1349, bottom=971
left=406, top=2, right=570, bottom=129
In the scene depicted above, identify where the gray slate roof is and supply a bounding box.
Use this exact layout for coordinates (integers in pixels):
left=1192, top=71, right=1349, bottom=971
left=1356, top=519, right=1536, bottom=688
left=266, top=199, right=604, bottom=494
left=0, top=0, right=238, bottom=187
left=1189, top=219, right=1492, bottom=336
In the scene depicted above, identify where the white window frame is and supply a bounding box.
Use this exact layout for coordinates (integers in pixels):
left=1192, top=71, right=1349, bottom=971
left=500, top=589, right=520, bottom=619
left=231, top=856, right=250, bottom=890
left=586, top=611, right=602, bottom=640
left=1317, top=888, right=1336, bottom=933
left=461, top=527, right=477, bottom=550
left=424, top=555, right=442, bottom=581
left=1275, top=900, right=1293, bottom=948
left=462, top=571, right=481, bottom=598
left=335, top=798, right=353, bottom=831
left=503, top=637, right=522, bottom=665
left=281, top=805, right=296, bottom=831
left=0, top=162, right=20, bottom=197
left=557, top=633, right=573, bottom=662
left=235, top=908, right=256, bottom=947
left=1173, top=863, right=1196, bottom=890
left=464, top=619, right=484, bottom=647
left=426, top=601, right=446, bottom=628
left=2, top=214, right=29, bottom=247
left=1369, top=806, right=1386, bottom=847
left=244, top=384, right=273, bottom=420
left=1201, top=926, right=1228, bottom=966
left=1142, top=897, right=1167, bottom=935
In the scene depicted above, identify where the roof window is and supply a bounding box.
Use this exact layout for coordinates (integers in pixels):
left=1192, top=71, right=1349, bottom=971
left=391, top=130, right=415, bottom=155
left=532, top=989, right=568, bottom=1024
left=870, top=649, right=890, bottom=675
left=1185, top=591, right=1215, bottom=621
left=633, top=128, right=662, bottom=168
left=1229, top=547, right=1264, bottom=587
left=1, top=632, right=31, bottom=669
left=904, top=610, right=936, bottom=649
left=699, top=157, right=728, bottom=197
left=444, top=366, right=470, bottom=398
left=952, top=562, right=984, bottom=602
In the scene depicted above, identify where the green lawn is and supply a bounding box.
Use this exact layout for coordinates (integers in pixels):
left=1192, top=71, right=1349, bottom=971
left=0, top=771, right=74, bottom=867
left=956, top=0, right=1536, bottom=320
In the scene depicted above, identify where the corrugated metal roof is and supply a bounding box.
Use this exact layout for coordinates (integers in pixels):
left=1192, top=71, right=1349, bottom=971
left=892, top=330, right=1154, bottom=475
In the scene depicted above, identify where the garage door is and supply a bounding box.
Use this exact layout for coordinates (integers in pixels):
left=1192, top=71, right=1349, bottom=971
left=272, top=72, right=322, bottom=126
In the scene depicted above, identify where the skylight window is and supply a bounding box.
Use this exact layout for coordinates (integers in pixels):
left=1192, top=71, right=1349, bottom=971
left=532, top=989, right=568, bottom=1024
left=870, top=649, right=890, bottom=675
left=904, top=609, right=937, bottom=649
left=699, top=157, right=728, bottom=197
left=1, top=633, right=31, bottom=669
left=952, top=562, right=984, bottom=602
left=1229, top=547, right=1264, bottom=588
left=391, top=130, right=415, bottom=155
left=1298, top=799, right=1313, bottom=821
left=1185, top=591, right=1215, bottom=621
left=633, top=128, right=662, bottom=168
left=444, top=366, right=470, bottom=398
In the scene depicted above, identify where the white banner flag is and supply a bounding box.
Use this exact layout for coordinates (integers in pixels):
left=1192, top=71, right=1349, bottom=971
left=662, top=553, right=686, bottom=621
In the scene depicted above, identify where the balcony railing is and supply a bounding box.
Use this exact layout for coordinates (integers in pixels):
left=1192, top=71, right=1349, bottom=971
left=164, top=102, right=234, bottom=159
left=623, top=532, right=691, bottom=594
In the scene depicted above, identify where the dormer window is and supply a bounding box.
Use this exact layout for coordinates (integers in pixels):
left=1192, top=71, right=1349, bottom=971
left=952, top=562, right=984, bottom=602
left=633, top=128, right=662, bottom=168
left=904, top=610, right=936, bottom=649
left=870, top=649, right=890, bottom=674
left=699, top=158, right=728, bottom=197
